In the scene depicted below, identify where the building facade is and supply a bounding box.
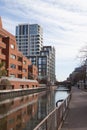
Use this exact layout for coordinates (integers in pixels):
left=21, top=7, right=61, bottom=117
left=16, top=23, right=55, bottom=84
left=16, top=24, right=43, bottom=56
left=28, top=46, right=55, bottom=84
left=0, top=17, right=39, bottom=89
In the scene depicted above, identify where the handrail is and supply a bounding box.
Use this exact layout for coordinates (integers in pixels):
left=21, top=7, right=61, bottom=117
left=56, top=99, right=64, bottom=107
left=34, top=107, right=57, bottom=130
left=34, top=94, right=71, bottom=130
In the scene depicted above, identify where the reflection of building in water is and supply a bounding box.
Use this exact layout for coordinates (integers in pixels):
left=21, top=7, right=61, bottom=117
left=0, top=94, right=38, bottom=130
left=46, top=90, right=55, bottom=114
left=0, top=91, right=55, bottom=130
left=37, top=91, right=55, bottom=119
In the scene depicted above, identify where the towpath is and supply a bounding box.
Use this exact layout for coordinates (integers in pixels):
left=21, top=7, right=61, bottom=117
left=61, top=87, right=87, bottom=130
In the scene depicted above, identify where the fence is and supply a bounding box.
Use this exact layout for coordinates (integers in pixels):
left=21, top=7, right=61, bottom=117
left=34, top=94, right=71, bottom=130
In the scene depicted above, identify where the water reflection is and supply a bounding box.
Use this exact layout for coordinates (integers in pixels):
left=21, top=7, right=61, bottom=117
left=0, top=88, right=69, bottom=130
left=0, top=93, right=38, bottom=130
left=0, top=91, right=55, bottom=130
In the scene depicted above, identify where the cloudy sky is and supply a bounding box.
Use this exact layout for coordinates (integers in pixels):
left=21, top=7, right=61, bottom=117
left=0, top=0, right=87, bottom=81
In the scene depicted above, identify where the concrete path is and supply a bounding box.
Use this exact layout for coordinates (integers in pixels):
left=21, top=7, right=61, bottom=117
left=61, top=87, right=87, bottom=130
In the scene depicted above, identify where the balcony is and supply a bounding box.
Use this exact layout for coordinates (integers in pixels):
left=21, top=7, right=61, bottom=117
left=17, top=70, right=22, bottom=75
left=0, top=53, right=6, bottom=60
left=0, top=42, right=6, bottom=48
left=17, top=61, right=22, bottom=66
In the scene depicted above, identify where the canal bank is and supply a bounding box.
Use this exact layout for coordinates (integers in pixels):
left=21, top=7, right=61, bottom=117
left=0, top=86, right=69, bottom=130
left=0, top=85, right=56, bottom=101
left=33, top=87, right=71, bottom=130
left=61, top=87, right=87, bottom=130
left=0, top=87, right=47, bottom=101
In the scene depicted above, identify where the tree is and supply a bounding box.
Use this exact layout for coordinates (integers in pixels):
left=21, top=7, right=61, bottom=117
left=0, top=79, right=11, bottom=90
left=78, top=45, right=87, bottom=64
left=68, top=65, right=86, bottom=86
left=0, top=62, right=7, bottom=78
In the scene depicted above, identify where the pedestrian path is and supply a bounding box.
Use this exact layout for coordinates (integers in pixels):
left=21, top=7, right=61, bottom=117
left=61, top=87, right=87, bottom=130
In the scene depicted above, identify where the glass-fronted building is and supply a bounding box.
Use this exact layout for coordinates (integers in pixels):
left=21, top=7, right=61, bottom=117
left=16, top=24, right=56, bottom=84
left=29, top=24, right=43, bottom=56
left=28, top=46, right=55, bottom=84
left=16, top=24, right=43, bottom=57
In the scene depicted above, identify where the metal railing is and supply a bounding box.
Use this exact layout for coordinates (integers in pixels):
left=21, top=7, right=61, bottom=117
left=34, top=94, right=71, bottom=130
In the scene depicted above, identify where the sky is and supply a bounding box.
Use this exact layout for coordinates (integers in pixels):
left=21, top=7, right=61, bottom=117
left=0, top=0, right=87, bottom=81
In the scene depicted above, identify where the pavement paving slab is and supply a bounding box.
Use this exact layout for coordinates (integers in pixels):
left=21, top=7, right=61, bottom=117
left=61, top=87, right=87, bottom=130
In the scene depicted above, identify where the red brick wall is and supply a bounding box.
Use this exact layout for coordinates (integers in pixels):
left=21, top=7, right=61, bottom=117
left=0, top=18, right=39, bottom=86
left=10, top=80, right=39, bottom=89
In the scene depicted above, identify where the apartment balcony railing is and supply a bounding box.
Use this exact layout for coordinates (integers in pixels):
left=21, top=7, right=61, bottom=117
left=0, top=42, right=6, bottom=48
left=0, top=53, right=6, bottom=60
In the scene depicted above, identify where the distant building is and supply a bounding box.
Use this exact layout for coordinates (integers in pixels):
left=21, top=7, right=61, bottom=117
left=28, top=46, right=56, bottom=84
left=16, top=24, right=43, bottom=56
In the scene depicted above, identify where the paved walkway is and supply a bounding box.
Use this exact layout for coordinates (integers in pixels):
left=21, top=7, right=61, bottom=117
left=61, top=87, right=87, bottom=130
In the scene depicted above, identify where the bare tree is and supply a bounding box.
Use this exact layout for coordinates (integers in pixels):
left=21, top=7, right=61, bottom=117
left=79, top=45, right=87, bottom=64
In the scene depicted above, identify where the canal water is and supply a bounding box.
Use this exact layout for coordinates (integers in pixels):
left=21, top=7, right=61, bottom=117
left=0, top=87, right=69, bottom=130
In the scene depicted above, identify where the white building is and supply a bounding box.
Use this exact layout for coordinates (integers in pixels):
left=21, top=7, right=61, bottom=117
left=16, top=24, right=43, bottom=56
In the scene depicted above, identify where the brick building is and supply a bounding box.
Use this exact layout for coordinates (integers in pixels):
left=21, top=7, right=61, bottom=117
left=0, top=17, right=39, bottom=89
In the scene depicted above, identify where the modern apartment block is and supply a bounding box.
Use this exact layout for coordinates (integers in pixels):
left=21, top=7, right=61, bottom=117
left=28, top=46, right=55, bottom=84
left=42, top=46, right=55, bottom=84
left=0, top=17, right=39, bottom=89
left=16, top=24, right=43, bottom=56
left=16, top=23, right=56, bottom=84
left=29, top=24, right=43, bottom=56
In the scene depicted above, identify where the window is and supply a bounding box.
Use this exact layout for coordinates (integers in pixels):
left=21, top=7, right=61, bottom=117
left=39, top=58, right=41, bottom=64
left=32, top=85, right=34, bottom=88
left=18, top=66, right=22, bottom=71
left=8, top=118, right=15, bottom=124
left=10, top=54, right=16, bottom=59
left=23, top=69, right=26, bottom=72
left=10, top=64, right=16, bottom=69
left=23, top=61, right=26, bottom=64
left=11, top=44, right=15, bottom=49
left=18, top=57, right=22, bottom=62
left=20, top=85, right=24, bottom=89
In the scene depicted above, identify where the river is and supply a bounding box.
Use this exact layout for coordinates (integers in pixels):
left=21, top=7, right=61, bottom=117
left=0, top=87, right=69, bottom=130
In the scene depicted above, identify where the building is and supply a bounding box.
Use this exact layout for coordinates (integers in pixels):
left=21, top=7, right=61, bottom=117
left=28, top=64, right=38, bottom=80
left=41, top=46, right=55, bottom=84
left=28, top=46, right=56, bottom=84
left=29, top=24, right=43, bottom=56
left=0, top=17, right=39, bottom=89
left=16, top=24, right=43, bottom=57
left=16, top=23, right=56, bottom=85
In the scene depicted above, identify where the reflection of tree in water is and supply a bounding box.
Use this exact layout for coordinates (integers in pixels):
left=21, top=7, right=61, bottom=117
left=0, top=117, right=7, bottom=130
